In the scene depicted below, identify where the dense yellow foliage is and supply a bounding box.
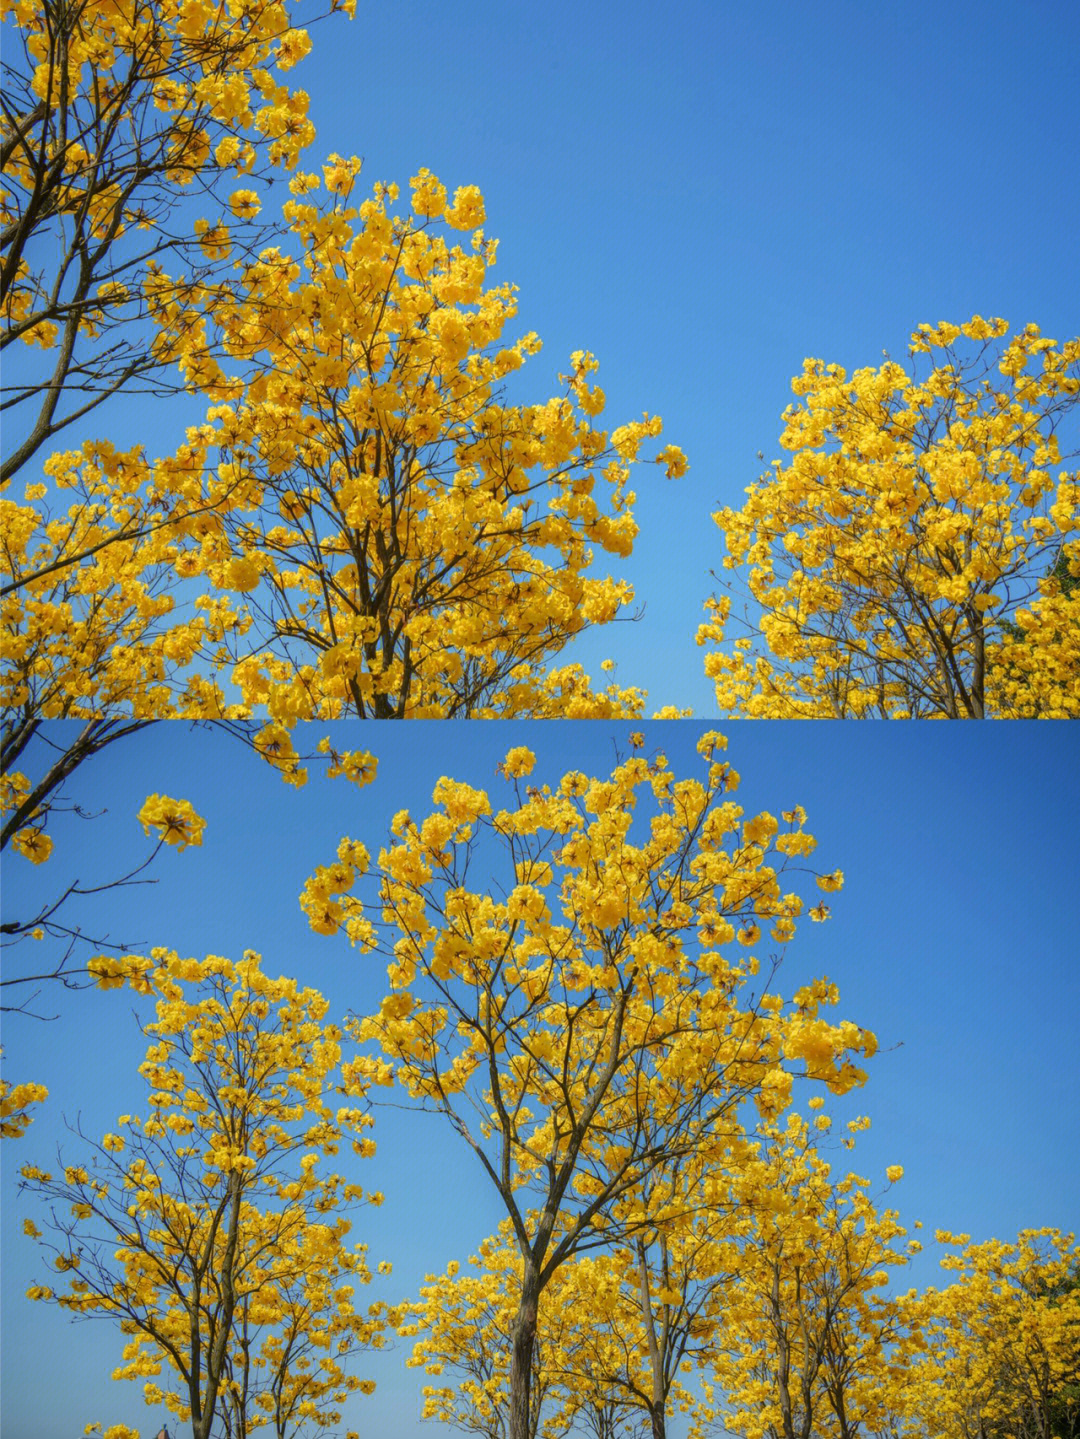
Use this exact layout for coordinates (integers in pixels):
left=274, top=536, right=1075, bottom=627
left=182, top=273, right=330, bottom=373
left=896, top=1229, right=1080, bottom=1439
left=300, top=735, right=874, bottom=1439
left=709, top=1109, right=913, bottom=1439
left=19, top=950, right=383, bottom=1439
left=700, top=318, right=1080, bottom=717
left=4, top=0, right=685, bottom=721
left=2, top=167, right=685, bottom=720
left=169, top=168, right=686, bottom=717
left=1, top=0, right=346, bottom=481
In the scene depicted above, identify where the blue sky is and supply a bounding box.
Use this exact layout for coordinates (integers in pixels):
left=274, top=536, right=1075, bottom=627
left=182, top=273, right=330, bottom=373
left=269, top=0, right=1080, bottom=714
left=4, top=0, right=1080, bottom=1434
left=7, top=0, right=1079, bottom=714
left=2, top=720, right=1079, bottom=1438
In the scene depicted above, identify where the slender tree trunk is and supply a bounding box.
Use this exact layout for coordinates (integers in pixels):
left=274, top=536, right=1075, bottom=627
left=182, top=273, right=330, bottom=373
left=971, top=616, right=986, bottom=718
left=772, top=1265, right=796, bottom=1439
left=636, top=1239, right=668, bottom=1439
left=832, top=1381, right=853, bottom=1439
left=508, top=1262, right=541, bottom=1439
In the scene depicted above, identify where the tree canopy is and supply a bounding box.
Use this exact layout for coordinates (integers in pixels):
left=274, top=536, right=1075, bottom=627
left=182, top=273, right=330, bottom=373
left=699, top=318, right=1080, bottom=717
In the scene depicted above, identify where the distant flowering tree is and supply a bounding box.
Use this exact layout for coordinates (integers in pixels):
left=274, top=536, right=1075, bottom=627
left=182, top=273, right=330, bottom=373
left=894, top=1228, right=1080, bottom=1439
left=700, top=318, right=1080, bottom=717
left=19, top=950, right=383, bottom=1439
left=300, top=734, right=873, bottom=1439
left=708, top=1107, right=912, bottom=1439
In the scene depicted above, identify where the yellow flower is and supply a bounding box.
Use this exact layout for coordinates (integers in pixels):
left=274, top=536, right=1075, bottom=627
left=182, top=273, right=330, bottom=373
left=224, top=554, right=260, bottom=591
left=500, top=747, right=536, bottom=779
left=409, top=168, right=446, bottom=219
left=275, top=27, right=312, bottom=69
left=11, top=827, right=52, bottom=864
left=655, top=444, right=689, bottom=479
left=229, top=188, right=261, bottom=219
left=445, top=184, right=485, bottom=230
left=138, top=795, right=206, bottom=850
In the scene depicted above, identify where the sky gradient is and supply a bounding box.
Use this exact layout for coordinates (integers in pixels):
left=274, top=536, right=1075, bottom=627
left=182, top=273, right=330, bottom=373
left=3, top=0, right=1080, bottom=1433
left=2, top=720, right=1078, bottom=1438
left=6, top=0, right=1079, bottom=713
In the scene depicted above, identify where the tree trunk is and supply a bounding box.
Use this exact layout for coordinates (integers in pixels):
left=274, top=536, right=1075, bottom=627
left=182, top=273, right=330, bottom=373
left=636, top=1239, right=668, bottom=1439
left=508, top=1262, right=541, bottom=1439
left=832, top=1379, right=853, bottom=1439
left=772, top=1265, right=796, bottom=1439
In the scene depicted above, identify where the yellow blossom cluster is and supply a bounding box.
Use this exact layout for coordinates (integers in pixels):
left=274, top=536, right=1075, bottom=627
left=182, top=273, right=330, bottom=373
left=137, top=794, right=206, bottom=850
left=19, top=950, right=383, bottom=1434
left=1, top=1074, right=49, bottom=1138
left=699, top=318, right=1080, bottom=717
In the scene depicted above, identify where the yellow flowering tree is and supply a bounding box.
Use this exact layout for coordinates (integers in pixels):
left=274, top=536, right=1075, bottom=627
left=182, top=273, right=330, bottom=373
left=699, top=318, right=1080, bottom=717
left=300, top=735, right=876, bottom=1439
left=399, top=1223, right=588, bottom=1439
left=708, top=1108, right=911, bottom=1439
left=17, top=949, right=383, bottom=1439
left=1, top=0, right=352, bottom=490
left=895, top=1229, right=1080, bottom=1439
left=168, top=166, right=687, bottom=718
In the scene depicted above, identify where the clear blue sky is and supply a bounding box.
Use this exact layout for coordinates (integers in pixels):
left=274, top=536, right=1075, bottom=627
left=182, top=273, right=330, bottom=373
left=2, top=720, right=1078, bottom=1438
left=7, top=0, right=1079, bottom=714
left=4, top=1, right=1080, bottom=1434
left=254, top=0, right=1080, bottom=713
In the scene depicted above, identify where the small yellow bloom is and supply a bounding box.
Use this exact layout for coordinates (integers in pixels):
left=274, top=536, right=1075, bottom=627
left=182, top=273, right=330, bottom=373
left=500, top=747, right=535, bottom=779
left=11, top=827, right=52, bottom=864
left=655, top=444, right=688, bottom=479
left=137, top=795, right=206, bottom=851
left=229, top=188, right=261, bottom=219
